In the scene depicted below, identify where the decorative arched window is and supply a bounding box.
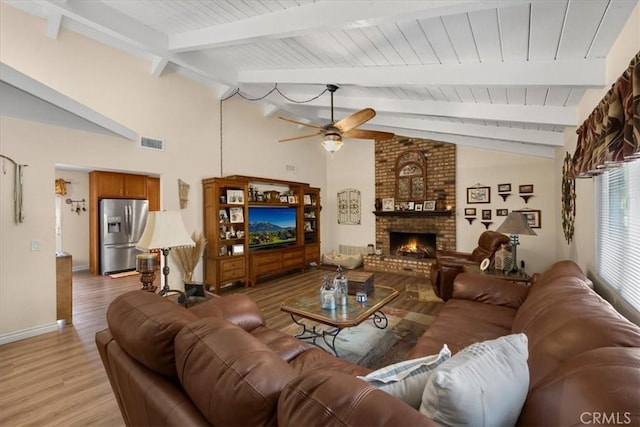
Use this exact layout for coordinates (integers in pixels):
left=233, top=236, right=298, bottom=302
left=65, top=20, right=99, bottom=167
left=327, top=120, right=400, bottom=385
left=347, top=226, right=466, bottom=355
left=396, top=150, right=427, bottom=200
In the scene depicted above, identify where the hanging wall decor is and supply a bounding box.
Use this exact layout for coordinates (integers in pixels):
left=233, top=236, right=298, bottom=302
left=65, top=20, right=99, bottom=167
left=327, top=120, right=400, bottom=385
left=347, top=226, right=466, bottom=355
left=1, top=154, right=27, bottom=224
left=337, top=188, right=361, bottom=225
left=55, top=178, right=70, bottom=195
left=561, top=152, right=576, bottom=243
left=178, top=179, right=190, bottom=209
left=65, top=198, right=87, bottom=215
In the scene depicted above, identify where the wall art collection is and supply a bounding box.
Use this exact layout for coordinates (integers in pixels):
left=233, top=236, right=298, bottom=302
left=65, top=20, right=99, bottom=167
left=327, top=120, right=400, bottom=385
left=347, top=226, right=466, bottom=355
left=464, top=182, right=541, bottom=230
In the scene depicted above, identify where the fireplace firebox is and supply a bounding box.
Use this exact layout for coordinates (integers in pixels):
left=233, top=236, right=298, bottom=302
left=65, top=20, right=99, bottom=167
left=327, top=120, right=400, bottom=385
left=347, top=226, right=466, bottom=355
left=389, top=231, right=437, bottom=259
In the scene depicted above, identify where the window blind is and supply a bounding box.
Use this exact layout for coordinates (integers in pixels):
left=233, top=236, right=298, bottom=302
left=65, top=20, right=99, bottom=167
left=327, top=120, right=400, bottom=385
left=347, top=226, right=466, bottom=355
left=596, top=161, right=640, bottom=312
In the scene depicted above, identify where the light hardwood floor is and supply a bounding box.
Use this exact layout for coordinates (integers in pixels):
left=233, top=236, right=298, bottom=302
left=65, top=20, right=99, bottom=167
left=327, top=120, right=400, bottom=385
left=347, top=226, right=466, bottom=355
left=0, top=268, right=441, bottom=426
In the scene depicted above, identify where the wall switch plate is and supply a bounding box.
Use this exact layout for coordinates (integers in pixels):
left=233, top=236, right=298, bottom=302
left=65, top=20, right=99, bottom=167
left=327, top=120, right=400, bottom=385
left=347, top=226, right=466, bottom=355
left=30, top=240, right=41, bottom=251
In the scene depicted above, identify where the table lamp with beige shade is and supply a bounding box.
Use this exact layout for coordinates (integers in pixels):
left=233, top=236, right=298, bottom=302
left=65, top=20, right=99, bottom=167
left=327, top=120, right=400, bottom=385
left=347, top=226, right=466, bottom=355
left=136, top=211, right=194, bottom=296
left=495, top=211, right=537, bottom=273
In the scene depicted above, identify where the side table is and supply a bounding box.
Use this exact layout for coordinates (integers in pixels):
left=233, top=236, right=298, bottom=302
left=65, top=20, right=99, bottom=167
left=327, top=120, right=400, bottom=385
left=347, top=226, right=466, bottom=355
left=464, top=264, right=532, bottom=285
left=165, top=289, right=218, bottom=307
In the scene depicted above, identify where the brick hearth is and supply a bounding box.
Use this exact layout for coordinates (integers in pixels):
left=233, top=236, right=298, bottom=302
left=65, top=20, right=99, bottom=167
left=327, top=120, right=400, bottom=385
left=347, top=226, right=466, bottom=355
left=365, top=254, right=433, bottom=278
left=364, top=137, right=456, bottom=277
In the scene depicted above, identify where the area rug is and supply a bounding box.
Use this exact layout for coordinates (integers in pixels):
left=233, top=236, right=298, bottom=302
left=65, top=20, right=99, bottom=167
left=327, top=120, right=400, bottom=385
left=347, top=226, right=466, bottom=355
left=280, top=306, right=436, bottom=370
left=405, top=282, right=442, bottom=303
left=108, top=271, right=138, bottom=279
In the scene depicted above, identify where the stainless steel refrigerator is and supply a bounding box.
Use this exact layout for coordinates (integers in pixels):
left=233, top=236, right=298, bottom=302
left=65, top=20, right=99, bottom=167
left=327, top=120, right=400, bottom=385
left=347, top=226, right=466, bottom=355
left=99, top=198, right=149, bottom=275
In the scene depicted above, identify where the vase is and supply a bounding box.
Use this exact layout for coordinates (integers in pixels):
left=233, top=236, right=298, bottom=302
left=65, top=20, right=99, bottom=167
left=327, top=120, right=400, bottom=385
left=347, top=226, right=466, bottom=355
left=494, top=244, right=513, bottom=271
left=320, top=275, right=336, bottom=310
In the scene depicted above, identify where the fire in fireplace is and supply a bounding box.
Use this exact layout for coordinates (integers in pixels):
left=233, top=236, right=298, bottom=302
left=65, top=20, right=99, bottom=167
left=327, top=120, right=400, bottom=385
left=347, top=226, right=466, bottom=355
left=390, top=231, right=437, bottom=258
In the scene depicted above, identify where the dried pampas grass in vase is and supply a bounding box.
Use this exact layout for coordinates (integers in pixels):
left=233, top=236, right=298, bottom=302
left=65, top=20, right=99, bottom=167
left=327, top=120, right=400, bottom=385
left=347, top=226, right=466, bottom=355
left=172, top=231, right=207, bottom=283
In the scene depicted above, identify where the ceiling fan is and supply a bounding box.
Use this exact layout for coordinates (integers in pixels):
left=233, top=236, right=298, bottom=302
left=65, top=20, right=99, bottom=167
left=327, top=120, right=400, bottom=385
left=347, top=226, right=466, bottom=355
left=278, top=84, right=394, bottom=154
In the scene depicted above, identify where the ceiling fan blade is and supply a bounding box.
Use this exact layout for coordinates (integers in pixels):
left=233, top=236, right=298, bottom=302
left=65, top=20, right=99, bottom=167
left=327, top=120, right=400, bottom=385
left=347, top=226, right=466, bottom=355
left=334, top=108, right=376, bottom=133
left=278, top=132, right=322, bottom=143
left=279, top=116, right=324, bottom=130
left=343, top=129, right=395, bottom=141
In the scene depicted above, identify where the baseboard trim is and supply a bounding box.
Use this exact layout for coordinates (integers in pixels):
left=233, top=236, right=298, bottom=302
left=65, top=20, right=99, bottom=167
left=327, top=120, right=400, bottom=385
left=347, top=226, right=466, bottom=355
left=72, top=265, right=89, bottom=272
left=0, top=322, right=59, bottom=345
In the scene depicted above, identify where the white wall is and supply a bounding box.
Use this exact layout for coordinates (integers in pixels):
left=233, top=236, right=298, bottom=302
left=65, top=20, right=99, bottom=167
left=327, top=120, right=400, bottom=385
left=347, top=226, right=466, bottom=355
left=325, top=139, right=376, bottom=252
left=0, top=4, right=220, bottom=341
left=220, top=97, right=326, bottom=185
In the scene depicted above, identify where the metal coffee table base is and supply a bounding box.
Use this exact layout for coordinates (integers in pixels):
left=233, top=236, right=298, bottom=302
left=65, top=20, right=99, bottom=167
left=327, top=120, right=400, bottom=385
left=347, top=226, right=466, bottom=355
left=289, top=310, right=389, bottom=357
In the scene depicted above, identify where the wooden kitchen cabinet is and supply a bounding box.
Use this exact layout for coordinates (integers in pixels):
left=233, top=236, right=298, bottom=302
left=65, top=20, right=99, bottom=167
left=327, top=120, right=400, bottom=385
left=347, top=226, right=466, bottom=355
left=95, top=171, right=148, bottom=198
left=147, top=177, right=160, bottom=211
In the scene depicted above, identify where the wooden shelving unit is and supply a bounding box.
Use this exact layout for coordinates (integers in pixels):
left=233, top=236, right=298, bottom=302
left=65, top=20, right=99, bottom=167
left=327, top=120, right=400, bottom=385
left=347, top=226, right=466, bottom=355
left=203, top=175, right=321, bottom=292
left=202, top=177, right=249, bottom=294
left=303, top=187, right=321, bottom=266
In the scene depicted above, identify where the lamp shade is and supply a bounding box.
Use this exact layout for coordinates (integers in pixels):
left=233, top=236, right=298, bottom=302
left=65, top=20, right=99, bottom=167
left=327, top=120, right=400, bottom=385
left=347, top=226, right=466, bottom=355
left=136, top=211, right=195, bottom=251
left=496, top=212, right=537, bottom=236
left=322, top=134, right=343, bottom=154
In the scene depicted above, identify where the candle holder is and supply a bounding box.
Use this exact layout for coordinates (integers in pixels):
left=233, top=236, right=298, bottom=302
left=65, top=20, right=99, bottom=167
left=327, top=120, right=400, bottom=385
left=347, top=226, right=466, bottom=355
left=136, top=253, right=157, bottom=292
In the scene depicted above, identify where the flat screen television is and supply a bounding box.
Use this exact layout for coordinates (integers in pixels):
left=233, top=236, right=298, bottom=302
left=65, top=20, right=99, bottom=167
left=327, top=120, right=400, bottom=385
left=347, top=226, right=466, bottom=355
left=248, top=206, right=297, bottom=250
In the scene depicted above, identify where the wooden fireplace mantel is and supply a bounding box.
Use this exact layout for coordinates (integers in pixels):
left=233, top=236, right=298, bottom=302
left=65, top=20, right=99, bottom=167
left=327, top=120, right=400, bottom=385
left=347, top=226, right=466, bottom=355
left=372, top=210, right=453, bottom=218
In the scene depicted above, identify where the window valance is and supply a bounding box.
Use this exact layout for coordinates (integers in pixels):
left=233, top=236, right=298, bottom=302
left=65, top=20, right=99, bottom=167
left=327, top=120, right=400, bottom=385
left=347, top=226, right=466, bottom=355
left=572, top=52, right=640, bottom=178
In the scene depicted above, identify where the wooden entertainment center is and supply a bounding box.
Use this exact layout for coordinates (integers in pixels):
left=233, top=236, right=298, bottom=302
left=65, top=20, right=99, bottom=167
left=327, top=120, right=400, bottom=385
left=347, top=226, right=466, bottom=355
left=202, top=175, right=321, bottom=293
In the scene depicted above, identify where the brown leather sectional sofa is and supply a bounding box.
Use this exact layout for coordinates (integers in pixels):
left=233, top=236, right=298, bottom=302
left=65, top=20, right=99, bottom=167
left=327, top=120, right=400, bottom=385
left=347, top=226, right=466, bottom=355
left=96, top=260, right=640, bottom=426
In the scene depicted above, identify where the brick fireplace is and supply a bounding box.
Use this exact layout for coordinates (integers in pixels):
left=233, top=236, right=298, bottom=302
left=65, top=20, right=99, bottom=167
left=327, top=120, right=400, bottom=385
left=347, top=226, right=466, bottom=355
left=365, top=137, right=456, bottom=277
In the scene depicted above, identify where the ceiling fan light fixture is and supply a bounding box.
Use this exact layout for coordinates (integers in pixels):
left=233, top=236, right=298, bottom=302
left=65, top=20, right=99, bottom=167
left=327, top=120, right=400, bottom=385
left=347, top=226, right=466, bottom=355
left=322, top=133, right=343, bottom=154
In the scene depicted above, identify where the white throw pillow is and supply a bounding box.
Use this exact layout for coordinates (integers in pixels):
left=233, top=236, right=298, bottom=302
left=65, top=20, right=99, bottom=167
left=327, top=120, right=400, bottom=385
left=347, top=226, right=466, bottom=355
left=357, top=344, right=451, bottom=408
left=419, top=333, right=529, bottom=427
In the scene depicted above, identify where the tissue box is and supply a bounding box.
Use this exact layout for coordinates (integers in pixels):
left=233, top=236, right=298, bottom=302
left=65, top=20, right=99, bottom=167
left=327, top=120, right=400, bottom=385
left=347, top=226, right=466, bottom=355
left=346, top=272, right=374, bottom=295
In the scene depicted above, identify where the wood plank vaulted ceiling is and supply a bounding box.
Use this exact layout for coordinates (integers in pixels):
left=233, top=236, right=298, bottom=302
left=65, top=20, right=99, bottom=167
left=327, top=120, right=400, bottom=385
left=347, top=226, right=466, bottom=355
left=7, top=0, right=639, bottom=157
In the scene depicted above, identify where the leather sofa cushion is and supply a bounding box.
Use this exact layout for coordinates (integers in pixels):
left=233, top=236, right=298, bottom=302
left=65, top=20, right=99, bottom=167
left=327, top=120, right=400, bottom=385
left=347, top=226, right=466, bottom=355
left=409, top=299, right=516, bottom=358
left=453, top=272, right=530, bottom=308
left=513, top=273, right=640, bottom=387
left=512, top=276, right=593, bottom=333
left=288, top=347, right=372, bottom=377
left=107, top=290, right=198, bottom=379
left=529, top=259, right=592, bottom=288
left=250, top=326, right=314, bottom=361
left=97, top=330, right=210, bottom=427
left=175, top=316, right=297, bottom=427
left=518, top=347, right=640, bottom=426
left=189, top=293, right=265, bottom=331
left=278, top=371, right=438, bottom=427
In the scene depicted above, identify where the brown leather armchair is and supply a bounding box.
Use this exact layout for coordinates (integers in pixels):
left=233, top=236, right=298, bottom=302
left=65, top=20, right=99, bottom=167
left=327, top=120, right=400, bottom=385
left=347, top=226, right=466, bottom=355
left=430, top=230, right=509, bottom=301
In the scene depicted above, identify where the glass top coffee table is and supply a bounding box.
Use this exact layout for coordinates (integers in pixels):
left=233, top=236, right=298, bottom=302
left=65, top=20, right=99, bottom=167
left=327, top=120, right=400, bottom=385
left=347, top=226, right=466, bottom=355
left=280, top=286, right=399, bottom=356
